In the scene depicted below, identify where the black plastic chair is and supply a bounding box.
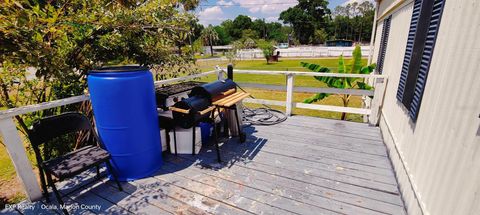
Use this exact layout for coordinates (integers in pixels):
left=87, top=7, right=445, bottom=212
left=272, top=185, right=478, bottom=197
left=28, top=112, right=122, bottom=215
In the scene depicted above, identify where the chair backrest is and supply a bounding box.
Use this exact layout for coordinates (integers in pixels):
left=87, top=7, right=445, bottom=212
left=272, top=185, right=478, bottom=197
left=28, top=112, right=93, bottom=147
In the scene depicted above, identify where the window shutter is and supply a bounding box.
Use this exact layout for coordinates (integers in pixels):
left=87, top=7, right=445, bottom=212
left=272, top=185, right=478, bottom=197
left=376, top=16, right=392, bottom=74
left=396, top=0, right=422, bottom=101
left=409, top=0, right=446, bottom=120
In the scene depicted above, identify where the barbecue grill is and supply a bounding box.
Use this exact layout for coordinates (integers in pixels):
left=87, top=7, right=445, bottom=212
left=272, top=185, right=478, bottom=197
left=155, top=81, right=204, bottom=110
left=170, top=79, right=238, bottom=129
left=168, top=79, right=250, bottom=162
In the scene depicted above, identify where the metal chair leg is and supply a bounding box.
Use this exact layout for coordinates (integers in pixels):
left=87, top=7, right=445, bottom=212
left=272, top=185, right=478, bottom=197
left=96, top=165, right=100, bottom=179
left=106, top=161, right=123, bottom=191
left=46, top=173, right=68, bottom=215
left=212, top=108, right=221, bottom=163
left=38, top=167, right=50, bottom=202
left=105, top=160, right=123, bottom=191
left=192, top=125, right=196, bottom=155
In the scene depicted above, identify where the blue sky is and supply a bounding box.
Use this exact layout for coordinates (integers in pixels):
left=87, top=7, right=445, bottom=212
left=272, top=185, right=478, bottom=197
left=196, top=0, right=370, bottom=26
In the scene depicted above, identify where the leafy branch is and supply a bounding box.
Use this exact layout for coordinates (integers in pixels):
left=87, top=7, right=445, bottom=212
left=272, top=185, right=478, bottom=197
left=301, top=45, right=376, bottom=120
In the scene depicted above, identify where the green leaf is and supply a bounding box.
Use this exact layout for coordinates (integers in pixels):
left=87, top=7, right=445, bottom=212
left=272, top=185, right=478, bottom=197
left=351, top=45, right=362, bottom=73
left=332, top=79, right=344, bottom=88
left=338, top=55, right=346, bottom=73
left=346, top=77, right=354, bottom=88
left=303, top=93, right=330, bottom=104
left=303, top=97, right=314, bottom=103
left=357, top=82, right=374, bottom=90
left=360, top=64, right=376, bottom=74
left=301, top=62, right=332, bottom=84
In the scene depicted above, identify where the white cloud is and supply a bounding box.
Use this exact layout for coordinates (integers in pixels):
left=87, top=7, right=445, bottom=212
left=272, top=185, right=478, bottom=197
left=232, top=0, right=296, bottom=15
left=217, top=0, right=234, bottom=8
left=198, top=6, right=224, bottom=25
left=265, top=16, right=279, bottom=22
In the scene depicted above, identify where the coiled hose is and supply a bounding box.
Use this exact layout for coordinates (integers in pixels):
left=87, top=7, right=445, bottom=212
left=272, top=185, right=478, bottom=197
left=235, top=83, right=287, bottom=126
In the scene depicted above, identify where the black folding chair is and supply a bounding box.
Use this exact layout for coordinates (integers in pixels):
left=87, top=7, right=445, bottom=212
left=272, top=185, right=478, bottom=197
left=28, top=112, right=122, bottom=215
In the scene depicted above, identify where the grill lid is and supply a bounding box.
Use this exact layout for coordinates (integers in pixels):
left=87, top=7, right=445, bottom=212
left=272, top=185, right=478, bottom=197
left=190, top=79, right=236, bottom=101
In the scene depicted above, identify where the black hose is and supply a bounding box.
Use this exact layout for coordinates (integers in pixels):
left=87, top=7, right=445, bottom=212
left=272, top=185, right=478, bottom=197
left=242, top=107, right=287, bottom=126
left=234, top=81, right=287, bottom=126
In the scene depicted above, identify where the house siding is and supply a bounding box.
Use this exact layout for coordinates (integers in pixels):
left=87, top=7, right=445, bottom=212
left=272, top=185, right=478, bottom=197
left=373, top=0, right=480, bottom=214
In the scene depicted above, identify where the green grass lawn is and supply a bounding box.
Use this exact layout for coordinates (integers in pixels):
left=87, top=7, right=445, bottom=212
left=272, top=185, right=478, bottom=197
left=196, top=58, right=367, bottom=122
left=197, top=58, right=367, bottom=87
left=0, top=143, right=27, bottom=206
left=0, top=145, right=16, bottom=182
left=194, top=54, right=223, bottom=59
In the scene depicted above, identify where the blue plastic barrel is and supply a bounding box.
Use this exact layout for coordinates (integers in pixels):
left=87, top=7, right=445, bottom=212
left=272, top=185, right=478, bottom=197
left=88, top=66, right=162, bottom=181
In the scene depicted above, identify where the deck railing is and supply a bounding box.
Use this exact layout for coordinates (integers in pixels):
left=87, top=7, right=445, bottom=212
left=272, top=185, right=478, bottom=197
left=0, top=68, right=387, bottom=202
left=229, top=69, right=387, bottom=121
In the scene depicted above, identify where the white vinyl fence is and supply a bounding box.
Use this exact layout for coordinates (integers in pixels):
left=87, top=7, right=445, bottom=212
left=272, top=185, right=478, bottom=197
left=237, top=46, right=371, bottom=59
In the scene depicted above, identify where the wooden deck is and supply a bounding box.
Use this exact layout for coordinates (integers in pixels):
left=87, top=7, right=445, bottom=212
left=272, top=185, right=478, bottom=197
left=2, top=116, right=406, bottom=215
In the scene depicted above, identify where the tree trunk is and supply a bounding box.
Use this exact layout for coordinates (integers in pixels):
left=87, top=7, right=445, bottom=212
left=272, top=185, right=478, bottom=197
left=209, top=36, right=214, bottom=57
left=341, top=95, right=349, bottom=120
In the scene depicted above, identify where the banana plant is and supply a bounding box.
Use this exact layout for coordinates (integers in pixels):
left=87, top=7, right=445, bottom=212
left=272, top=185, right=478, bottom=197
left=301, top=45, right=376, bottom=120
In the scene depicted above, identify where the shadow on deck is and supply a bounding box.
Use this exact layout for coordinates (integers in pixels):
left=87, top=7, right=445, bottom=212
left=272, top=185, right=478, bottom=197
left=3, top=116, right=406, bottom=215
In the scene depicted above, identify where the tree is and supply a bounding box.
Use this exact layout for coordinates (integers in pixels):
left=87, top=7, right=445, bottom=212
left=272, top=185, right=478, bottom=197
left=331, top=1, right=375, bottom=42
left=280, top=0, right=331, bottom=44
left=231, top=15, right=253, bottom=40
left=301, top=45, right=376, bottom=120
left=280, top=7, right=315, bottom=44
left=190, top=21, right=205, bottom=42
left=313, top=29, right=328, bottom=44
left=252, top=19, right=267, bottom=39
left=219, top=16, right=288, bottom=43
left=241, top=29, right=259, bottom=40
left=266, top=22, right=287, bottom=42
left=243, top=38, right=257, bottom=49
left=201, top=25, right=219, bottom=56
left=0, top=0, right=199, bottom=134
left=257, top=40, right=276, bottom=64
left=213, top=26, right=231, bottom=45
left=220, top=19, right=235, bottom=39
left=226, top=40, right=244, bottom=66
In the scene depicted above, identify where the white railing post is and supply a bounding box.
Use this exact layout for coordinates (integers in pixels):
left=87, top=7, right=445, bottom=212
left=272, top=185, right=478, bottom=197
left=369, top=77, right=388, bottom=125
left=0, top=118, right=43, bottom=201
left=285, top=73, right=295, bottom=116
left=215, top=65, right=223, bottom=80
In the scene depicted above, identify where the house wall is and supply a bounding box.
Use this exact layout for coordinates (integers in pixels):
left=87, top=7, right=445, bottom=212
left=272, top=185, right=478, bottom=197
left=373, top=0, right=480, bottom=215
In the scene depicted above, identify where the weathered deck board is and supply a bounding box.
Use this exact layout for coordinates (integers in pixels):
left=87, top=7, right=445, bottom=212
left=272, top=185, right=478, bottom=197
left=179, top=145, right=404, bottom=206
left=172, top=157, right=405, bottom=214
left=162, top=159, right=396, bottom=215
left=2, top=116, right=406, bottom=215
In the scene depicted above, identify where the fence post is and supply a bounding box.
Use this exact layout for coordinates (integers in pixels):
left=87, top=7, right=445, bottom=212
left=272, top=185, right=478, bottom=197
left=286, top=73, right=295, bottom=116
left=0, top=117, right=43, bottom=201
left=369, top=77, right=388, bottom=125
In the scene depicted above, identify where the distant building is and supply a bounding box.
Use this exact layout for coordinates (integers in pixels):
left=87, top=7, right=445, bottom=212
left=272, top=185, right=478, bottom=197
left=277, top=43, right=289, bottom=49
left=203, top=45, right=232, bottom=55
